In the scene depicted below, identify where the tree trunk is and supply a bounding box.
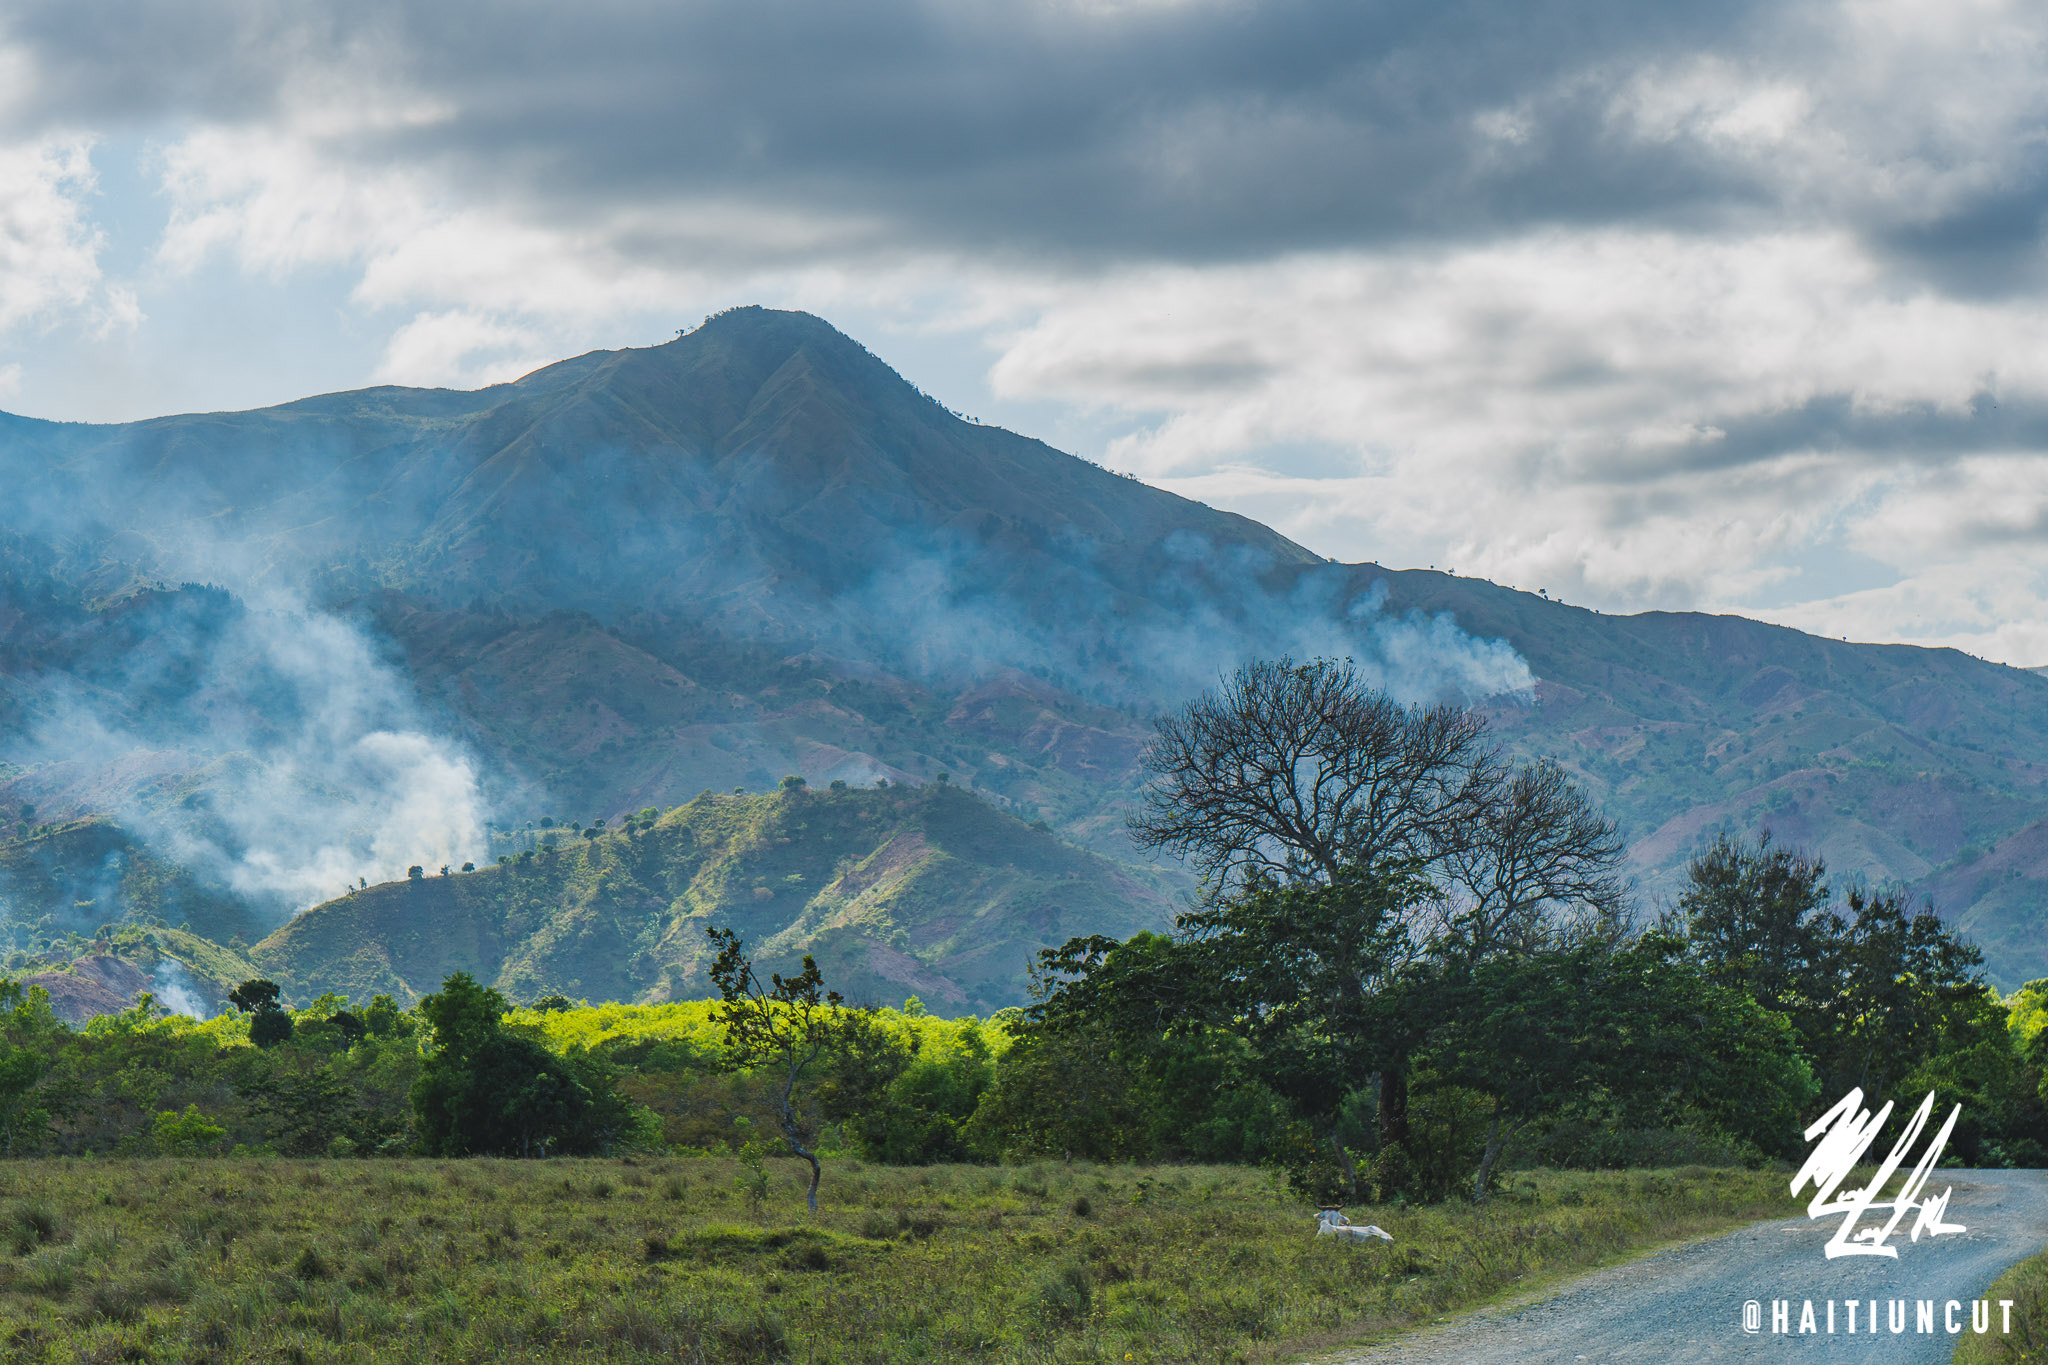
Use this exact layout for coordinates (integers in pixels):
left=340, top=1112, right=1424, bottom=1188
left=776, top=1066, right=822, bottom=1212
left=779, top=1106, right=823, bottom=1213
left=1330, top=1136, right=1358, bottom=1201
left=1473, top=1109, right=1506, bottom=1204
left=785, top=1133, right=822, bottom=1212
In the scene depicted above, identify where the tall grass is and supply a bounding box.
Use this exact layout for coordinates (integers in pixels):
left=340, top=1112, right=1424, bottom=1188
left=0, top=1158, right=1785, bottom=1363
left=1954, top=1247, right=2048, bottom=1365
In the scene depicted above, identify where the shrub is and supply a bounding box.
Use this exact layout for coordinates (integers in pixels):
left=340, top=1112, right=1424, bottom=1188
left=1035, top=1262, right=1091, bottom=1324
left=152, top=1104, right=227, bottom=1156
left=6, top=1200, right=62, bottom=1253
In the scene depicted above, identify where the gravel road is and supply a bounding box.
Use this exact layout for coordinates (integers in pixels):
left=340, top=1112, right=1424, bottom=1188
left=1338, top=1169, right=2048, bottom=1363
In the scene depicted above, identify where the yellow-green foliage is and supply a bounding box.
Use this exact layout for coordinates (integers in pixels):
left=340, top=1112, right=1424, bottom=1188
left=513, top=997, right=1013, bottom=1066
left=511, top=999, right=727, bottom=1054
left=77, top=1003, right=250, bottom=1048
left=2008, top=980, right=2048, bottom=1055
left=0, top=1158, right=1787, bottom=1364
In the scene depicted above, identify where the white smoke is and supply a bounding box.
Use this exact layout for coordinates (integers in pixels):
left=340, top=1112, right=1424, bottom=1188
left=152, top=959, right=212, bottom=1019
left=838, top=528, right=1534, bottom=709
left=160, top=600, right=485, bottom=906
left=14, top=588, right=487, bottom=920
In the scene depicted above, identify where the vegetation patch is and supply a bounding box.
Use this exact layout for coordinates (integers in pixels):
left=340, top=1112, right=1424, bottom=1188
left=1953, top=1243, right=2048, bottom=1365
left=673, top=1222, right=885, bottom=1265
left=0, top=1158, right=1784, bottom=1364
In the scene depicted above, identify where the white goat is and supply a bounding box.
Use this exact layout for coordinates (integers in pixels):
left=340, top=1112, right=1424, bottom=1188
left=1315, top=1207, right=1393, bottom=1243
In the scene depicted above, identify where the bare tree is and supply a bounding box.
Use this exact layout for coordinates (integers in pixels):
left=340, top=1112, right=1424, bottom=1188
left=1130, top=657, right=1501, bottom=892
left=1430, top=759, right=1630, bottom=964
left=1127, top=657, right=1632, bottom=1172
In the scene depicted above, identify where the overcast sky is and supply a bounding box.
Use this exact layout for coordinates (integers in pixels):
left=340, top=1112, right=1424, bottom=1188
left=4, top=0, right=2047, bottom=663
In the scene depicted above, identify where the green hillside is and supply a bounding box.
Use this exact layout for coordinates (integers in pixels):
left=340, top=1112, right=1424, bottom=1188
left=249, top=783, right=1173, bottom=1012
left=0, top=814, right=266, bottom=967
left=1361, top=573, right=2048, bottom=982
left=3, top=306, right=2048, bottom=988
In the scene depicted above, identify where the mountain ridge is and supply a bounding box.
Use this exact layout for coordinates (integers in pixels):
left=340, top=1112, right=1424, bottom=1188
left=2, top=306, right=2047, bottom=1000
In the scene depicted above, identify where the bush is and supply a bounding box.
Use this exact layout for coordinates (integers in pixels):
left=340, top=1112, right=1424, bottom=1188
left=6, top=1200, right=62, bottom=1253
left=1035, top=1262, right=1091, bottom=1324
left=152, top=1103, right=226, bottom=1156
left=411, top=973, right=637, bottom=1157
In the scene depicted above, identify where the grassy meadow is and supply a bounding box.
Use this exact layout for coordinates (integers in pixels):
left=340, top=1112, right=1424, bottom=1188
left=0, top=1158, right=1789, bottom=1364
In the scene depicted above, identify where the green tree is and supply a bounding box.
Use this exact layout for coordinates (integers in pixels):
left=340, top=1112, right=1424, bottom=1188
left=830, top=1026, right=994, bottom=1164
left=1681, top=831, right=2000, bottom=1103
left=248, top=1011, right=293, bottom=1049
left=0, top=980, right=59, bottom=1156
left=1037, top=870, right=1423, bottom=1197
left=705, top=927, right=863, bottom=1211
left=362, top=994, right=408, bottom=1039
left=964, top=1019, right=1151, bottom=1161
left=1897, top=984, right=2040, bottom=1165
left=228, top=978, right=294, bottom=1049
left=1830, top=888, right=1991, bottom=1097
left=1422, top=937, right=1817, bottom=1198
left=1123, top=657, right=1619, bottom=1167
left=226, top=979, right=281, bottom=1013
left=151, top=1103, right=226, bottom=1155
left=410, top=973, right=633, bottom=1157
left=1678, top=830, right=1837, bottom=1034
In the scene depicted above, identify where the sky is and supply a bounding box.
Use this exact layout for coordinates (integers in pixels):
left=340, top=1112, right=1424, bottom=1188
left=3, top=0, right=2048, bottom=665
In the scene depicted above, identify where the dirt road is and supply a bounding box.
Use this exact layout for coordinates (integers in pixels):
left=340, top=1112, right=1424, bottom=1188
left=1339, top=1169, right=2048, bottom=1363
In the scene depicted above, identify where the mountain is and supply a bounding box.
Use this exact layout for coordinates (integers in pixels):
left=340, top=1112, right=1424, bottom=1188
left=0, top=308, right=1319, bottom=643
left=1, top=305, right=2047, bottom=1002
left=247, top=784, right=1172, bottom=1014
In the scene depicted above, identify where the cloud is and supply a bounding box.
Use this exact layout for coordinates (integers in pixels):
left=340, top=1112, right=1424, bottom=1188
left=0, top=0, right=1834, bottom=270
left=371, top=310, right=551, bottom=389
left=35, top=0, right=2029, bottom=270
left=0, top=136, right=136, bottom=336
left=6, top=0, right=2048, bottom=660
left=978, top=230, right=2048, bottom=609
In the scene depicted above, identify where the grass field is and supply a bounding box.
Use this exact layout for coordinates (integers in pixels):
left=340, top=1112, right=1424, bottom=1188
left=0, top=1158, right=1789, bottom=1364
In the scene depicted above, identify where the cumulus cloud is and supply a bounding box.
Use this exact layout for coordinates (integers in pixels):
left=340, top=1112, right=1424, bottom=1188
left=370, top=309, right=552, bottom=389
left=979, top=228, right=2048, bottom=616
left=0, top=136, right=136, bottom=335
